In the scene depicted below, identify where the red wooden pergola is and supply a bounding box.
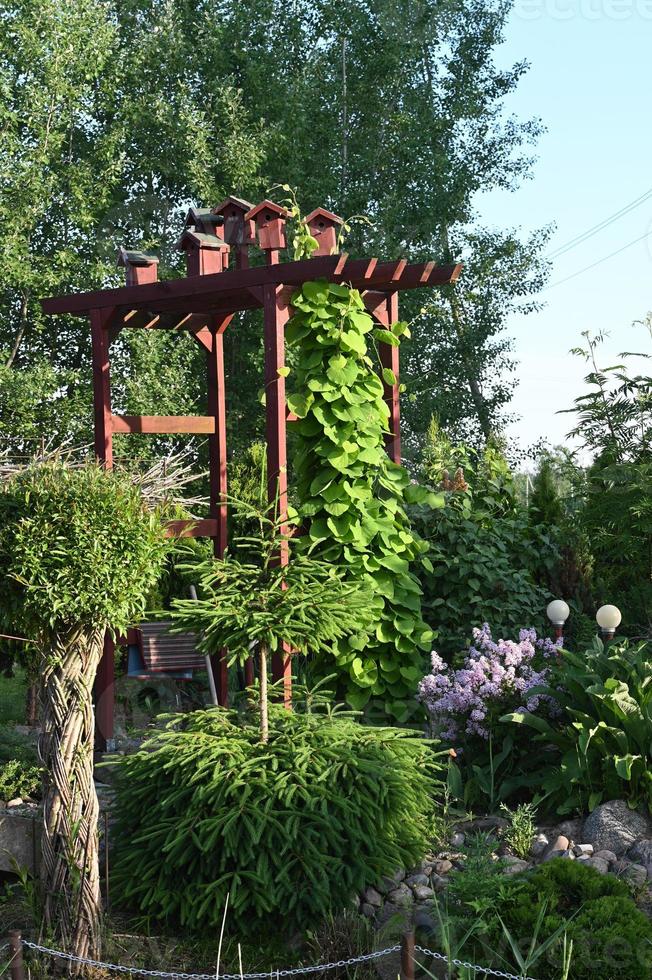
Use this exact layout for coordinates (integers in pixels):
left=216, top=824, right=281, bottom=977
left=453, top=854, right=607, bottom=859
left=42, top=197, right=462, bottom=749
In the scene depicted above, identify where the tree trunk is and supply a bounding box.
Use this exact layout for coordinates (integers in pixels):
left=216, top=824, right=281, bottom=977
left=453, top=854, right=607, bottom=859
left=26, top=681, right=38, bottom=726
left=259, top=642, right=269, bottom=743
left=39, top=625, right=105, bottom=967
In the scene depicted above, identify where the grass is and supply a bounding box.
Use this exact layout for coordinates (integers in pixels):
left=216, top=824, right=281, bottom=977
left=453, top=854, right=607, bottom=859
left=0, top=668, right=28, bottom=726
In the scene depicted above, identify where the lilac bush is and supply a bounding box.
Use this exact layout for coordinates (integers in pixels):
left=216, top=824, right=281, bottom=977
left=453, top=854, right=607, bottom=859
left=418, top=623, right=561, bottom=745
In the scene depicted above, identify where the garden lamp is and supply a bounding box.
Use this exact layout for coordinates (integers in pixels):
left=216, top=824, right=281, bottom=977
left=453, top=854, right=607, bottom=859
left=596, top=604, right=621, bottom=640
left=546, top=599, right=570, bottom=641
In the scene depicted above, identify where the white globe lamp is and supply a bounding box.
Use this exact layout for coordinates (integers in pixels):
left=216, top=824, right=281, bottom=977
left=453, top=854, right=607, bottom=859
left=596, top=604, right=621, bottom=640
left=546, top=599, right=570, bottom=642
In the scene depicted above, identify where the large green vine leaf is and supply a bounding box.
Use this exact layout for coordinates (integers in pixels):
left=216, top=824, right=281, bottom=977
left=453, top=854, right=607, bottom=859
left=286, top=280, right=441, bottom=720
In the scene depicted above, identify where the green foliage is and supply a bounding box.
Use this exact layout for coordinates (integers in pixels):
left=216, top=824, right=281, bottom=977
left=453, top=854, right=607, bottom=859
left=0, top=461, right=170, bottom=637
left=0, top=725, right=38, bottom=768
left=475, top=861, right=652, bottom=979
left=0, top=759, right=41, bottom=802
left=286, top=281, right=439, bottom=719
left=109, top=706, right=440, bottom=933
left=415, top=421, right=553, bottom=657
left=502, top=638, right=652, bottom=814
left=561, top=327, right=652, bottom=636
left=170, top=511, right=375, bottom=666
left=501, top=802, right=537, bottom=860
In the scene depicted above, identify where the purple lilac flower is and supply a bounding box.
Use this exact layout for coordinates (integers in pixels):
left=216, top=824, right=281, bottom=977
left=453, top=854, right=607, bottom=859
left=417, top=624, right=555, bottom=744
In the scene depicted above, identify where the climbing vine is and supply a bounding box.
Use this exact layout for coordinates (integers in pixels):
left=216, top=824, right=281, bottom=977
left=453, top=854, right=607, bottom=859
left=286, top=280, right=442, bottom=720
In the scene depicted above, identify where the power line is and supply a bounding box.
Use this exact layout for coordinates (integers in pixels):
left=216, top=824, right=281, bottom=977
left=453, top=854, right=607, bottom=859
left=547, top=186, right=652, bottom=259
left=545, top=228, right=652, bottom=290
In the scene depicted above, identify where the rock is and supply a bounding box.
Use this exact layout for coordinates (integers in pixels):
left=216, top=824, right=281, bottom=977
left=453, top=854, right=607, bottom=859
left=450, top=832, right=465, bottom=848
left=360, top=903, right=376, bottom=918
left=363, top=886, right=383, bottom=907
left=573, top=844, right=594, bottom=857
left=0, top=809, right=41, bottom=873
left=542, top=850, right=567, bottom=863
left=7, top=798, right=23, bottom=808
left=502, top=858, right=531, bottom=875
left=582, top=801, right=652, bottom=857
left=629, top=840, right=652, bottom=865
left=387, top=884, right=413, bottom=907
left=433, top=859, right=453, bottom=875
left=545, top=835, right=570, bottom=855
left=431, top=874, right=448, bottom=892
left=613, top=860, right=648, bottom=887
left=406, top=874, right=429, bottom=888
left=585, top=856, right=610, bottom=875
left=556, top=819, right=583, bottom=841
left=594, top=849, right=618, bottom=865
left=377, top=868, right=406, bottom=893
left=531, top=833, right=549, bottom=857
left=458, top=815, right=508, bottom=833
left=576, top=854, right=592, bottom=863
left=413, top=884, right=435, bottom=901
left=561, top=850, right=575, bottom=859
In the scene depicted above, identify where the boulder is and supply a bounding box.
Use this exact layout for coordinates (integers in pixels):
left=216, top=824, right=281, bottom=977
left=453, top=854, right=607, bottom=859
left=502, top=858, right=531, bottom=874
left=573, top=843, right=594, bottom=857
left=593, top=849, right=618, bottom=865
left=413, top=885, right=435, bottom=901
left=613, top=860, right=648, bottom=887
left=360, top=902, right=376, bottom=918
left=0, top=809, right=41, bottom=873
left=406, top=873, right=429, bottom=888
left=584, top=856, right=610, bottom=874
left=387, top=883, right=413, bottom=907
left=582, top=801, right=652, bottom=856
left=629, top=839, right=652, bottom=865
left=433, top=859, right=453, bottom=875
left=531, top=833, right=549, bottom=857
left=363, top=886, right=383, bottom=907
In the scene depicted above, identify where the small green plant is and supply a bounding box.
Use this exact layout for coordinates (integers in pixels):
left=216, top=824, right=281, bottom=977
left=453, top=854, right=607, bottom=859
left=110, top=706, right=442, bottom=934
left=0, top=760, right=41, bottom=801
left=501, top=802, right=537, bottom=860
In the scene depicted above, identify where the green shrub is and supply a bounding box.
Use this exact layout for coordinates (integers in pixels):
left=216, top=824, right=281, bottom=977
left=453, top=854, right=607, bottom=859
left=110, top=706, right=441, bottom=933
left=414, top=422, right=554, bottom=658
left=0, top=726, right=38, bottom=767
left=502, top=637, right=652, bottom=814
left=476, top=861, right=652, bottom=979
left=0, top=759, right=41, bottom=801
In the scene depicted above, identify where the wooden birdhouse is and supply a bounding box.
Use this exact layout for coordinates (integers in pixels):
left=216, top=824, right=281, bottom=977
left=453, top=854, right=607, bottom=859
left=245, top=200, right=288, bottom=254
left=305, top=208, right=344, bottom=257
left=176, top=209, right=230, bottom=277
left=212, top=196, right=254, bottom=247
left=116, top=247, right=159, bottom=286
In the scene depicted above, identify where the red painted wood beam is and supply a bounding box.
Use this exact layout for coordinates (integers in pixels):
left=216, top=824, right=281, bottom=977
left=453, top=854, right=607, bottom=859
left=165, top=518, right=219, bottom=538
left=111, top=414, right=216, bottom=434
left=42, top=256, right=463, bottom=318
left=207, top=321, right=229, bottom=706
left=90, top=308, right=115, bottom=751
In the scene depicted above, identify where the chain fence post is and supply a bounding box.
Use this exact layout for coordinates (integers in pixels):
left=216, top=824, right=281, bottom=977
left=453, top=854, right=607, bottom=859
left=8, top=931, right=25, bottom=980
left=400, top=930, right=415, bottom=980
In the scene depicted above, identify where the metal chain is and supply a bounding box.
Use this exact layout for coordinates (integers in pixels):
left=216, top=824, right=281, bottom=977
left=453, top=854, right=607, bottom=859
left=21, top=940, right=401, bottom=979
left=415, top=945, right=537, bottom=980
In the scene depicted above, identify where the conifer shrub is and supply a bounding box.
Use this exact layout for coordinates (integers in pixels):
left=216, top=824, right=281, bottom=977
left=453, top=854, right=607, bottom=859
left=110, top=706, right=440, bottom=933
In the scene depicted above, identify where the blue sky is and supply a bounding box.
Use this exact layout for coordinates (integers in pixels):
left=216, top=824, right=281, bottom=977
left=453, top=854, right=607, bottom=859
left=475, top=2, right=652, bottom=456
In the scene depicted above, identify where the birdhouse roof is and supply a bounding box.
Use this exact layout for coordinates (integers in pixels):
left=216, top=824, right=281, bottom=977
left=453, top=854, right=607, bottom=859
left=305, top=207, right=344, bottom=226
left=212, top=196, right=254, bottom=215
left=184, top=207, right=224, bottom=230
left=245, top=200, right=289, bottom=221
left=116, top=246, right=159, bottom=268
left=176, top=229, right=229, bottom=251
